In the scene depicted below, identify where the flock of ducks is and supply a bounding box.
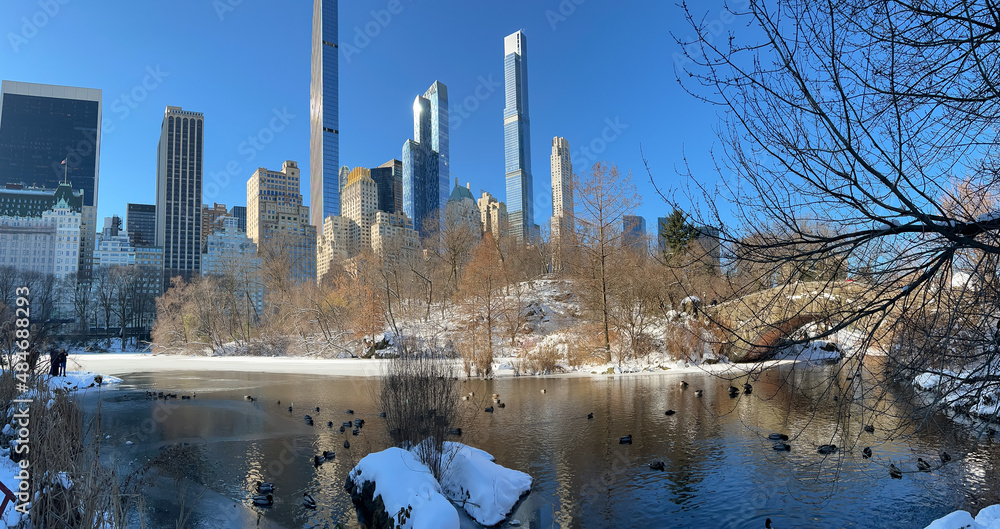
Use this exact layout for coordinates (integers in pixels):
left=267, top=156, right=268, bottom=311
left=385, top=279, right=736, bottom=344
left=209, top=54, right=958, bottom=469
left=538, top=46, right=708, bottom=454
left=239, top=396, right=372, bottom=510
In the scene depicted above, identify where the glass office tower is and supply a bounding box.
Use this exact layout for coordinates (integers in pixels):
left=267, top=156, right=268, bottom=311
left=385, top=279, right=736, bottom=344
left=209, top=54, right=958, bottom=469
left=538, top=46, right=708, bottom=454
left=503, top=31, right=533, bottom=242
left=402, top=82, right=449, bottom=238
left=310, top=0, right=339, bottom=231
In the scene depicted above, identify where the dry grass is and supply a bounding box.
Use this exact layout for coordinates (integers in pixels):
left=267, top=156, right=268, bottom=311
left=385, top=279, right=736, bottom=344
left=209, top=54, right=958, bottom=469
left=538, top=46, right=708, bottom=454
left=566, top=323, right=611, bottom=367
left=664, top=318, right=725, bottom=363
left=518, top=343, right=562, bottom=374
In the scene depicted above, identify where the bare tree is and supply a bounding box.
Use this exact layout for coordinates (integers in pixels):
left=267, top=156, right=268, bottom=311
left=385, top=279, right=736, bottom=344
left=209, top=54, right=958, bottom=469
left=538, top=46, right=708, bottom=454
left=574, top=162, right=641, bottom=362
left=673, top=0, right=1000, bottom=432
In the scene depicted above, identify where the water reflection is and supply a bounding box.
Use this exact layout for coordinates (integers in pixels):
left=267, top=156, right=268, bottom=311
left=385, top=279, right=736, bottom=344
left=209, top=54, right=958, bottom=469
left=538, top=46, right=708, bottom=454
left=79, top=364, right=1000, bottom=528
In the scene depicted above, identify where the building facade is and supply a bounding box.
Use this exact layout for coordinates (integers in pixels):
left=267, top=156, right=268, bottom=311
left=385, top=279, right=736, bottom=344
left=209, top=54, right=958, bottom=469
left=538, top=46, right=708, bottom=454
left=202, top=216, right=263, bottom=313
left=201, top=202, right=229, bottom=248
left=247, top=160, right=317, bottom=284
left=503, top=31, right=534, bottom=242
left=623, top=215, right=647, bottom=249
left=0, top=183, right=82, bottom=281
left=550, top=137, right=573, bottom=240
left=403, top=81, right=449, bottom=238
left=228, top=205, right=247, bottom=232
left=126, top=203, right=156, bottom=247
left=446, top=179, right=481, bottom=235
left=371, top=159, right=403, bottom=214
left=477, top=191, right=509, bottom=240
left=371, top=210, right=419, bottom=261
left=0, top=81, right=102, bottom=279
left=310, top=0, right=340, bottom=230
left=156, top=106, right=204, bottom=284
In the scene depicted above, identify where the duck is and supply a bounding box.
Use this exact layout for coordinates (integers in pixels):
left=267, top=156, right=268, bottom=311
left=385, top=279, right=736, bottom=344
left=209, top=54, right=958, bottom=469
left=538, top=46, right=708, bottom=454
left=485, top=406, right=494, bottom=413
left=276, top=400, right=280, bottom=405
left=862, top=447, right=872, bottom=459
left=352, top=428, right=360, bottom=436
left=940, top=451, right=951, bottom=463
left=288, top=406, right=293, bottom=413
left=772, top=442, right=791, bottom=451
left=354, top=419, right=365, bottom=428
left=664, top=410, right=676, bottom=416
left=619, top=434, right=633, bottom=445
left=255, top=481, right=274, bottom=494
left=695, top=390, right=704, bottom=397
left=916, top=458, right=931, bottom=471
left=340, top=425, right=346, bottom=433
left=304, top=416, right=314, bottom=426
left=498, top=402, right=506, bottom=408
left=252, top=494, right=273, bottom=506
left=313, top=455, right=325, bottom=466
left=864, top=424, right=875, bottom=434
left=315, top=406, right=320, bottom=412
left=181, top=395, right=191, bottom=400
left=728, top=386, right=740, bottom=398
left=680, top=380, right=689, bottom=389
left=461, top=396, right=469, bottom=401
left=492, top=393, right=500, bottom=401
left=323, top=450, right=336, bottom=460
left=541, top=389, right=547, bottom=394
left=327, top=421, right=333, bottom=428
left=346, top=409, right=354, bottom=414
left=244, top=395, right=253, bottom=401
left=344, top=440, right=350, bottom=449
left=767, top=433, right=789, bottom=441
left=765, top=518, right=774, bottom=529
left=587, top=413, right=594, bottom=419
left=303, top=493, right=316, bottom=509
left=649, top=460, right=665, bottom=471
left=379, top=411, right=387, bottom=418
left=889, top=464, right=902, bottom=479
left=817, top=444, right=837, bottom=455
left=448, top=428, right=462, bottom=436
left=743, top=383, right=753, bottom=395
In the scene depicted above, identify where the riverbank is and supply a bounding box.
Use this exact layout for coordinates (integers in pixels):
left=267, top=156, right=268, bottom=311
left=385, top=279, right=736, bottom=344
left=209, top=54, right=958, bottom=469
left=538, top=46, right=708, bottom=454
left=69, top=351, right=826, bottom=379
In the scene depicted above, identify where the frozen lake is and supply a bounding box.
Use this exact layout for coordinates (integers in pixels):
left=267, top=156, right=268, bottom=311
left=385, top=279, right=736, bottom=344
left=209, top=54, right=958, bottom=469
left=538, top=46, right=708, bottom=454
left=78, top=360, right=1000, bottom=528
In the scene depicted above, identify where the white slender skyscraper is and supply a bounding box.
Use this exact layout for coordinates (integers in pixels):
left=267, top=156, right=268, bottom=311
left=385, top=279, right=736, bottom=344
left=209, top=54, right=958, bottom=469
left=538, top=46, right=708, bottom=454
left=503, top=30, right=533, bottom=242
left=550, top=137, right=573, bottom=241
left=310, top=0, right=339, bottom=231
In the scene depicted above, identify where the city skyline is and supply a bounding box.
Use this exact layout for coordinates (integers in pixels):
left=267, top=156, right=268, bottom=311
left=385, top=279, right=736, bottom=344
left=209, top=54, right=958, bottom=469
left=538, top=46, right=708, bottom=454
left=0, top=1, right=701, bottom=238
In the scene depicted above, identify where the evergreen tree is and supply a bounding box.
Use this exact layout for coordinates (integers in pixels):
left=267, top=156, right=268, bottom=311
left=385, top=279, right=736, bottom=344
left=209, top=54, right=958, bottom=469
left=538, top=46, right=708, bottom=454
left=660, top=209, right=697, bottom=258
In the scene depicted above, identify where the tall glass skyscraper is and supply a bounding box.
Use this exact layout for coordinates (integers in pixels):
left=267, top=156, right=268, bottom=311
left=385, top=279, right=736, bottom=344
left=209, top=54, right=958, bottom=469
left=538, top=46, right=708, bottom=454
left=126, top=203, right=156, bottom=247
left=402, top=81, right=449, bottom=237
left=504, top=31, right=533, bottom=242
left=310, top=0, right=339, bottom=231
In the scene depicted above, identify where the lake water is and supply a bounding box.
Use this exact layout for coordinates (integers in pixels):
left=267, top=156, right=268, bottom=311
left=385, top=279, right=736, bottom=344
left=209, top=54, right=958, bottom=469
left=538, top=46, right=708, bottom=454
left=79, top=360, right=1000, bottom=528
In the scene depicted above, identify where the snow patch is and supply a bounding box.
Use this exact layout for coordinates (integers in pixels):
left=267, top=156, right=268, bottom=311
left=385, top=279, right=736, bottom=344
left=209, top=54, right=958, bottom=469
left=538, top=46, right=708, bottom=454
left=437, top=442, right=531, bottom=526
left=347, top=447, right=459, bottom=529
left=924, top=504, right=1000, bottom=529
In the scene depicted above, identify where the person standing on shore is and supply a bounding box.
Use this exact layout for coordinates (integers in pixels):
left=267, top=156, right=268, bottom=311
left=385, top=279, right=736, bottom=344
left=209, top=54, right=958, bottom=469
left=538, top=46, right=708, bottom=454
left=49, top=348, right=59, bottom=376
left=58, top=348, right=68, bottom=377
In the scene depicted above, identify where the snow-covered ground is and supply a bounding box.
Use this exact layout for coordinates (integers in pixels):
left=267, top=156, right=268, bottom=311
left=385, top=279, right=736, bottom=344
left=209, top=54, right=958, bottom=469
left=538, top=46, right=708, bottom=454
left=924, top=505, right=1000, bottom=529
left=913, top=362, right=1000, bottom=421
left=0, top=453, right=23, bottom=528
left=346, top=442, right=530, bottom=528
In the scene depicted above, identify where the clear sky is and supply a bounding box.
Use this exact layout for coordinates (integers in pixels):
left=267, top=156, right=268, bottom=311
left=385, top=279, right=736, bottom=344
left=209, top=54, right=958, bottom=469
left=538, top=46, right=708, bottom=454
left=0, top=0, right=730, bottom=236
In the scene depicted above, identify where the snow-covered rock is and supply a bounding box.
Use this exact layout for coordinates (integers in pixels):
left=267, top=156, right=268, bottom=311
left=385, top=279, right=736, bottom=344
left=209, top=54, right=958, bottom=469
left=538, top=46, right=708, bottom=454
left=346, top=447, right=459, bottom=529
left=924, top=505, right=1000, bottom=529
left=777, top=341, right=843, bottom=363
left=48, top=371, right=122, bottom=392
left=437, top=442, right=531, bottom=526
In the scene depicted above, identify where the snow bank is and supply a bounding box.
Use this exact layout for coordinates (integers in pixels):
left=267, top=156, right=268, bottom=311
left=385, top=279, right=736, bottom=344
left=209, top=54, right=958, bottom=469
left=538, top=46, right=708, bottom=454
left=347, top=447, right=459, bottom=529
left=48, top=371, right=122, bottom=392
left=924, top=505, right=1000, bottom=529
left=913, top=366, right=1000, bottom=420
left=777, top=341, right=843, bottom=363
left=437, top=442, right=531, bottom=526
left=0, top=450, right=24, bottom=527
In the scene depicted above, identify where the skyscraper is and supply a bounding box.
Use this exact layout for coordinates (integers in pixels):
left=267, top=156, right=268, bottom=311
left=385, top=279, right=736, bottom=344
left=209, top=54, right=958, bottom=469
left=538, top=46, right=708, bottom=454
left=228, top=205, right=247, bottom=232
left=371, top=159, right=403, bottom=214
left=623, top=215, right=647, bottom=249
left=503, top=31, right=534, bottom=242
left=201, top=202, right=229, bottom=248
left=403, top=81, right=449, bottom=237
left=310, top=0, right=339, bottom=231
left=247, top=160, right=317, bottom=285
left=550, top=137, right=573, bottom=241
left=0, top=81, right=102, bottom=279
left=156, top=106, right=205, bottom=284
left=126, top=203, right=156, bottom=247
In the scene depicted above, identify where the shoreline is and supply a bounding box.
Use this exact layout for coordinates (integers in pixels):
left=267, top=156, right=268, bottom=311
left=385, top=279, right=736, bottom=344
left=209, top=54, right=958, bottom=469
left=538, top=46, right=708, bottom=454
left=69, top=352, right=810, bottom=379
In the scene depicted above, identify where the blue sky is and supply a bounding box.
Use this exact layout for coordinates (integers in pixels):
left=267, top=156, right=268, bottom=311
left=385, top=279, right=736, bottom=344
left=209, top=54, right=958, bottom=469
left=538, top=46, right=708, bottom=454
left=0, top=0, right=730, bottom=236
